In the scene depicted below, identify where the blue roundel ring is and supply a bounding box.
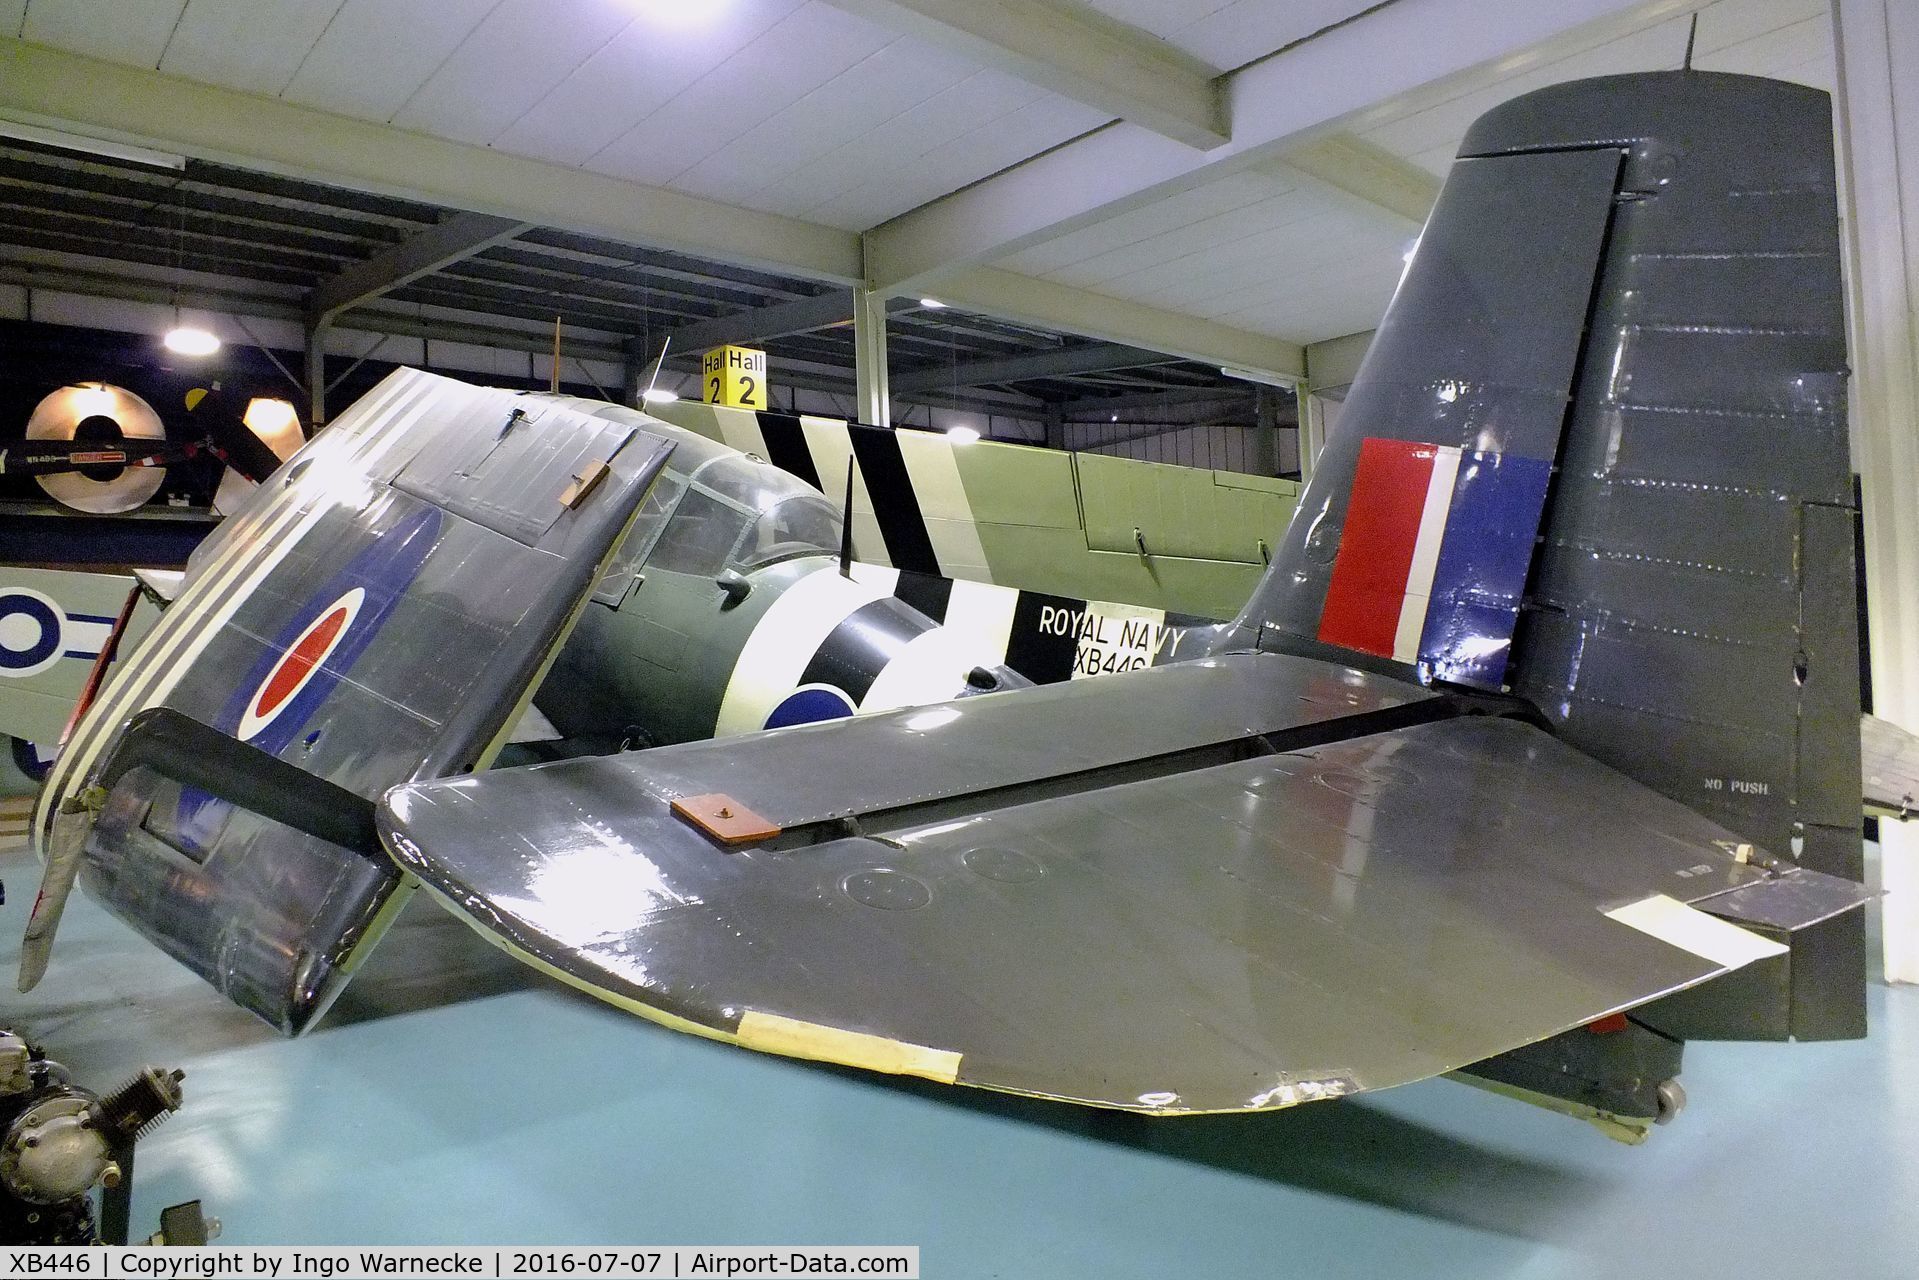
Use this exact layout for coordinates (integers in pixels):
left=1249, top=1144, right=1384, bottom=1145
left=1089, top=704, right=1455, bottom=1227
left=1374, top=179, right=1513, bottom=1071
left=11, top=737, right=52, bottom=783
left=0, top=590, right=65, bottom=677
left=764, top=684, right=856, bottom=730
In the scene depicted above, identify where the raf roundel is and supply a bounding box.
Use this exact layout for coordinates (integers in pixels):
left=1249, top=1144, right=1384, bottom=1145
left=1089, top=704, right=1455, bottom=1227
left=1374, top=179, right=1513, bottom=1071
left=0, top=589, right=68, bottom=679
left=237, top=588, right=366, bottom=741
left=763, top=684, right=856, bottom=730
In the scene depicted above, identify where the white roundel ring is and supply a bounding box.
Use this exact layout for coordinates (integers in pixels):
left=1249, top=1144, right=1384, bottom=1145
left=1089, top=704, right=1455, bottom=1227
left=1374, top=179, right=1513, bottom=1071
left=237, top=587, right=365, bottom=741
left=0, top=589, right=69, bottom=679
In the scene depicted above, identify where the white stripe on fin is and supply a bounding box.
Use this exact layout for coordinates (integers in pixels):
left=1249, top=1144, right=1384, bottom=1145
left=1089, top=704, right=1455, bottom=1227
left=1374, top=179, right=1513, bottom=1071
left=1392, top=445, right=1461, bottom=665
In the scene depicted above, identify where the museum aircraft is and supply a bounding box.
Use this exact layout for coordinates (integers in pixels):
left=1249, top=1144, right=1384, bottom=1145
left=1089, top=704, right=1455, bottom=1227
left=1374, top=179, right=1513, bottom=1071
left=0, top=373, right=1293, bottom=756
left=15, top=70, right=1899, bottom=1143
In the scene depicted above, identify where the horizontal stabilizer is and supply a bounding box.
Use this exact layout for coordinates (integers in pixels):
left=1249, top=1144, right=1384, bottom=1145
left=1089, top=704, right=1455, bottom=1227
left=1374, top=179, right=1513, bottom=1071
left=1862, top=714, right=1919, bottom=819
left=380, top=662, right=1830, bottom=1114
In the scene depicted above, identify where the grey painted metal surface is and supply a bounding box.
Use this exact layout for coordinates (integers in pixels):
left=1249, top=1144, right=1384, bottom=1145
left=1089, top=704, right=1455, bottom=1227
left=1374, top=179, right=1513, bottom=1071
left=382, top=713, right=1801, bottom=1113
left=580, top=652, right=1435, bottom=827
left=28, top=368, right=674, bottom=1032
left=1227, top=73, right=1865, bottom=1036
left=1485, top=75, right=1858, bottom=879
left=1234, top=144, right=1620, bottom=657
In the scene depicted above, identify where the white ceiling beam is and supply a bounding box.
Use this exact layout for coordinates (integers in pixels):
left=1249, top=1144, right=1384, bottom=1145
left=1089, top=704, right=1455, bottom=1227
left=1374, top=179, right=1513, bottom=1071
left=822, top=0, right=1227, bottom=149
left=864, top=0, right=1694, bottom=292
left=0, top=38, right=863, bottom=285
left=659, top=290, right=858, bottom=354
left=925, top=267, right=1303, bottom=380
left=1272, top=135, right=1441, bottom=229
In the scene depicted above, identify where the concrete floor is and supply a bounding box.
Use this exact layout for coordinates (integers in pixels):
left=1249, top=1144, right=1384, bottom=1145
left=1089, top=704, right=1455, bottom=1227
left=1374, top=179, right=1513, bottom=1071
left=3, top=842, right=1913, bottom=1278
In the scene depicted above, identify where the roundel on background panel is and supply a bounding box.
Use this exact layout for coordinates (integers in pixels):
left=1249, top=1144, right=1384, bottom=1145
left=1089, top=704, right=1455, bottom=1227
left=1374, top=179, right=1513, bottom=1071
left=0, top=589, right=67, bottom=679
left=764, top=684, right=856, bottom=730
left=237, top=587, right=366, bottom=741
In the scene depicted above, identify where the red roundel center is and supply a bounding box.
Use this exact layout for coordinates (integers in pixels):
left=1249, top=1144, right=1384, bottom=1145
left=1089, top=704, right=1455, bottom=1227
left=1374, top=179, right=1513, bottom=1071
left=253, top=606, right=348, bottom=721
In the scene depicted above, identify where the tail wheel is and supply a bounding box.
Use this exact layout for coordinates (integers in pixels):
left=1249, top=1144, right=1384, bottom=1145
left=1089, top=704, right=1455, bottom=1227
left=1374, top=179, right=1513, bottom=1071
left=1654, top=1078, right=1686, bottom=1125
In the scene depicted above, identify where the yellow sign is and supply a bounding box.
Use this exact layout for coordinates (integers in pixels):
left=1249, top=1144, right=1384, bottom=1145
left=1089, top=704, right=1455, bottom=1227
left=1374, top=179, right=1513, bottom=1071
left=701, top=345, right=769, bottom=410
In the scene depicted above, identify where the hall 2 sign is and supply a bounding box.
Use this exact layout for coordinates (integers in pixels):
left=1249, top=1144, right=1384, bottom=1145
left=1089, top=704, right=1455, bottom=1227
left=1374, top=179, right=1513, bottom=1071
left=702, top=345, right=769, bottom=410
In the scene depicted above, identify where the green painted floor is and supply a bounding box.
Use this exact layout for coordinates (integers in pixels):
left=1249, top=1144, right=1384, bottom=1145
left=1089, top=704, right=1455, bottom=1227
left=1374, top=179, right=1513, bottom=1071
left=2, top=842, right=1913, bottom=1277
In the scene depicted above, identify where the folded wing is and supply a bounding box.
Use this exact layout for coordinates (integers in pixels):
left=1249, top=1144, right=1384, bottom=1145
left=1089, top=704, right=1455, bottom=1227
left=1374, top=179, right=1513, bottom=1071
left=24, top=369, right=675, bottom=1031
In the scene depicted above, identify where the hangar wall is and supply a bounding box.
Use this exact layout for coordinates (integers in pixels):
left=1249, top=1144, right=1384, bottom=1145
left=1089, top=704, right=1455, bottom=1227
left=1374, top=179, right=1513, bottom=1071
left=1834, top=0, right=1919, bottom=982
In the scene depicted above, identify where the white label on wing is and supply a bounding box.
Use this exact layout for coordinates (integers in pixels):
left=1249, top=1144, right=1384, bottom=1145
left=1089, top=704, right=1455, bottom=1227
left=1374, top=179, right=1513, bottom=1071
left=1604, top=894, right=1788, bottom=969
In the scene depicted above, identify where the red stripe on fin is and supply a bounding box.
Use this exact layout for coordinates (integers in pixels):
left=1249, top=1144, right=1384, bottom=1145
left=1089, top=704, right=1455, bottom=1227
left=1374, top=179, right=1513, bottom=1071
left=1316, top=438, right=1438, bottom=659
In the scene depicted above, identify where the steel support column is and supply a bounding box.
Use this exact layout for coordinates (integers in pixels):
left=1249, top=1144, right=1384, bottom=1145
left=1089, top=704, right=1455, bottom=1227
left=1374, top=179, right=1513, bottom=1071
left=853, top=287, right=890, bottom=429
left=303, top=321, right=328, bottom=432
left=1250, top=385, right=1283, bottom=477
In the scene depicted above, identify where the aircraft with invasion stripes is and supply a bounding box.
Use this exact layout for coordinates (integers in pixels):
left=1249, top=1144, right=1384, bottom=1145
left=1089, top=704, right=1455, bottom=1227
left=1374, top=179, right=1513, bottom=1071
left=0, top=379, right=1296, bottom=780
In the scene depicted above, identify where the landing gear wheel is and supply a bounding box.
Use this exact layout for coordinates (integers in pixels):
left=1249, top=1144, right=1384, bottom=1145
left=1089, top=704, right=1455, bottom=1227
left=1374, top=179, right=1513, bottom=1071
left=1654, top=1078, right=1686, bottom=1125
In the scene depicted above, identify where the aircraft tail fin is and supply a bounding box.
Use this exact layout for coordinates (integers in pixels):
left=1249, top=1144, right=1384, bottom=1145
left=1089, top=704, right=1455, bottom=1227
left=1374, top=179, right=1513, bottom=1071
left=1239, top=72, right=1862, bottom=1035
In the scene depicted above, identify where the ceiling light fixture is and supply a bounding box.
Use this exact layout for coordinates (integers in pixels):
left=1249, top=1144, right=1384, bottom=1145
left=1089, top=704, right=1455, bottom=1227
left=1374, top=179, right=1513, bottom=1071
left=625, top=0, right=732, bottom=27
left=160, top=181, right=219, bottom=357
left=641, top=388, right=680, bottom=404
left=919, top=298, right=946, bottom=309
left=163, top=322, right=221, bottom=356
left=945, top=425, right=981, bottom=443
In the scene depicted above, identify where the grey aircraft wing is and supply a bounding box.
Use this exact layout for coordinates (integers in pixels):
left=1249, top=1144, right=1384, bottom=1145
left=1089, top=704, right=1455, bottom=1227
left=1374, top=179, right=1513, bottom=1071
left=22, top=368, right=675, bottom=1032
left=380, top=654, right=1859, bottom=1113
left=1862, top=714, right=1919, bottom=820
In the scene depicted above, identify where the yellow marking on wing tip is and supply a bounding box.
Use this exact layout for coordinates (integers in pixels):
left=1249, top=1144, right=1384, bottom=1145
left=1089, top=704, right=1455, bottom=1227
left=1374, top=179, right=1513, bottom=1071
left=408, top=876, right=963, bottom=1083
left=736, top=1011, right=962, bottom=1084
left=406, top=879, right=1389, bottom=1115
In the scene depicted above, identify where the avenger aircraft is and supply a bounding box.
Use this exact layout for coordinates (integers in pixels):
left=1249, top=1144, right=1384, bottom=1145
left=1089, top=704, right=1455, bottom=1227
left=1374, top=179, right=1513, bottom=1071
left=1, top=374, right=1293, bottom=774
left=14, top=70, right=1908, bottom=1144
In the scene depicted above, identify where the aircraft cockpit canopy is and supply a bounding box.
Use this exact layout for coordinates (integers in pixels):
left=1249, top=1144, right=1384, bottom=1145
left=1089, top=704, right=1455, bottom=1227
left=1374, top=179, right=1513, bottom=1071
left=618, top=450, right=842, bottom=588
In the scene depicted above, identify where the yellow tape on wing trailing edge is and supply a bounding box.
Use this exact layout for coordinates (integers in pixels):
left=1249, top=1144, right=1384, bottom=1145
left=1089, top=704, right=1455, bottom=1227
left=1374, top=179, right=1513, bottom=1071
left=736, top=1011, right=962, bottom=1084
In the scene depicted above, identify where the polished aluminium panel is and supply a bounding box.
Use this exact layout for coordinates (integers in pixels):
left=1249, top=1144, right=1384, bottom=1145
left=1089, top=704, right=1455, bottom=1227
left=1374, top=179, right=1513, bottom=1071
left=383, top=700, right=1795, bottom=1115
left=37, top=368, right=674, bottom=1033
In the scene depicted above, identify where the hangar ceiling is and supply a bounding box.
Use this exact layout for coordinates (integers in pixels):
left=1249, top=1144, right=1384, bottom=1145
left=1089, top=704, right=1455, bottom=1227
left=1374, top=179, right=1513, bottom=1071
left=0, top=0, right=1838, bottom=413
left=0, top=135, right=1241, bottom=416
